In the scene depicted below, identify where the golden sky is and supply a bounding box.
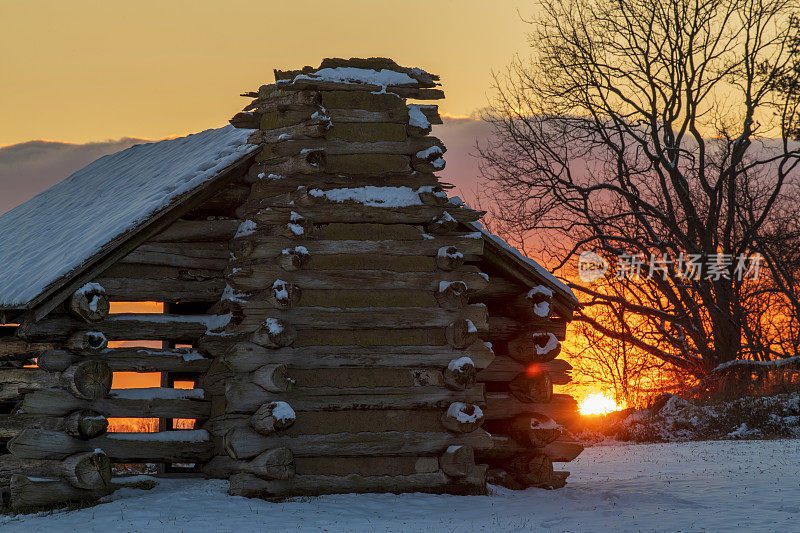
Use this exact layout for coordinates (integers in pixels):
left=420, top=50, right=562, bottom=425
left=0, top=0, right=532, bottom=146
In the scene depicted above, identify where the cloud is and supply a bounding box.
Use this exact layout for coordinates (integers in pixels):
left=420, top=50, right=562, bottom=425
left=0, top=118, right=495, bottom=215
left=0, top=138, right=151, bottom=214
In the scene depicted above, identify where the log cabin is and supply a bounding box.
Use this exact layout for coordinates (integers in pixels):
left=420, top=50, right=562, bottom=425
left=0, top=58, right=582, bottom=509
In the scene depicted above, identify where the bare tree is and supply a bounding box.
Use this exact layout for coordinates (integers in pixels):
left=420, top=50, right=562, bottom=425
left=480, top=0, right=800, bottom=376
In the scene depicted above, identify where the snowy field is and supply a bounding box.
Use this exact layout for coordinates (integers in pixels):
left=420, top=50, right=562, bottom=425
left=2, top=439, right=798, bottom=532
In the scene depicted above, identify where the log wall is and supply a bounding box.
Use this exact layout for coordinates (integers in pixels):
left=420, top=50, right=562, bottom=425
left=0, top=57, right=582, bottom=508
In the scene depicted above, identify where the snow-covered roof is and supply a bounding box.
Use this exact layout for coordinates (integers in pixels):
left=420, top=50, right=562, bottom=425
left=0, top=126, right=256, bottom=309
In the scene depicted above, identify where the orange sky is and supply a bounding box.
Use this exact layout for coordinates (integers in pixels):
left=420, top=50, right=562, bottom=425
left=0, top=1, right=533, bottom=146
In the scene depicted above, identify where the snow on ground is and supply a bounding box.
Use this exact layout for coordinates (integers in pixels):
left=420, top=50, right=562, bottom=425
left=3, top=439, right=799, bottom=532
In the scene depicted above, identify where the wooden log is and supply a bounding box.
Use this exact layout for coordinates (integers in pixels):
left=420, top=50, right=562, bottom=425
left=481, top=317, right=567, bottom=343
left=258, top=137, right=443, bottom=158
left=20, top=314, right=226, bottom=343
left=244, top=89, right=321, bottom=112
left=477, top=357, right=572, bottom=384
left=247, top=119, right=330, bottom=145
left=439, top=445, right=475, bottom=477
left=227, top=267, right=490, bottom=293
left=0, top=368, right=60, bottom=401
left=205, top=409, right=449, bottom=437
left=293, top=456, right=439, bottom=477
left=470, top=277, right=526, bottom=303
left=496, top=288, right=554, bottom=321
left=0, top=338, right=53, bottom=360
left=250, top=401, right=296, bottom=435
left=260, top=288, right=440, bottom=308
left=443, top=356, right=477, bottom=390
left=247, top=171, right=440, bottom=195
left=184, top=184, right=251, bottom=218
left=441, top=402, right=485, bottom=433
left=232, top=234, right=484, bottom=261
left=485, top=393, right=578, bottom=426
left=17, top=389, right=211, bottom=419
left=0, top=412, right=107, bottom=440
left=508, top=372, right=553, bottom=403
left=507, top=332, right=562, bottom=363
left=95, top=276, right=225, bottom=302
left=62, top=361, right=112, bottom=400
left=435, top=281, right=469, bottom=310
left=234, top=305, right=489, bottom=332
left=251, top=319, right=297, bottom=348
left=255, top=150, right=327, bottom=175
left=281, top=368, right=443, bottom=389
left=225, top=383, right=485, bottom=414
left=118, top=242, right=230, bottom=270
left=223, top=426, right=493, bottom=460
left=149, top=218, right=241, bottom=242
left=220, top=342, right=495, bottom=371
left=7, top=428, right=213, bottom=462
left=38, top=347, right=212, bottom=373
left=268, top=78, right=445, bottom=100
left=508, top=454, right=553, bottom=487
left=537, top=441, right=584, bottom=462
left=0, top=450, right=111, bottom=489
left=66, top=331, right=107, bottom=355
left=68, top=284, right=110, bottom=323
left=245, top=204, right=481, bottom=226
left=62, top=410, right=109, bottom=439
left=228, top=465, right=486, bottom=498
left=446, top=319, right=479, bottom=349
left=203, top=448, right=295, bottom=479
left=507, top=415, right=563, bottom=448
left=9, top=474, right=157, bottom=511
left=251, top=364, right=293, bottom=393
left=436, top=246, right=465, bottom=271
left=289, top=328, right=449, bottom=348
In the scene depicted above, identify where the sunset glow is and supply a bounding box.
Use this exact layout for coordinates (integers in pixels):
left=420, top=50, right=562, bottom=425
left=579, top=392, right=620, bottom=415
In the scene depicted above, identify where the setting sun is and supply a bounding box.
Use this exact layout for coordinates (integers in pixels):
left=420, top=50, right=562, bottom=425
left=579, top=392, right=620, bottom=415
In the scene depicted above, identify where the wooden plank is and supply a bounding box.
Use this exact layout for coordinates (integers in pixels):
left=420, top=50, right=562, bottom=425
left=18, top=313, right=224, bottom=342
left=17, top=389, right=211, bottom=419
left=232, top=234, right=484, bottom=260
left=118, top=242, right=230, bottom=270
left=37, top=347, right=212, bottom=373
left=228, top=467, right=487, bottom=498
left=95, top=277, right=224, bottom=302
left=148, top=219, right=241, bottom=242
left=233, top=305, right=489, bottom=331
left=223, top=427, right=492, bottom=460
left=477, top=356, right=571, bottom=384
left=484, top=393, right=578, bottom=426
left=225, top=383, right=486, bottom=414
left=219, top=343, right=495, bottom=372
left=227, top=267, right=489, bottom=292
left=246, top=204, right=482, bottom=225
left=7, top=428, right=213, bottom=462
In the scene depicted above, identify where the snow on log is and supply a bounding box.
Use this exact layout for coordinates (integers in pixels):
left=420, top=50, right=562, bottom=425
left=441, top=402, right=485, bottom=433
left=446, top=319, right=479, bottom=349
left=507, top=332, right=561, bottom=363
left=66, top=331, right=107, bottom=355
left=68, top=283, right=110, bottom=323
left=439, top=445, right=475, bottom=478
left=443, top=356, right=477, bottom=390
left=251, top=318, right=297, bottom=348
left=435, top=281, right=469, bottom=310
left=250, top=401, right=296, bottom=435
left=435, top=246, right=465, bottom=271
